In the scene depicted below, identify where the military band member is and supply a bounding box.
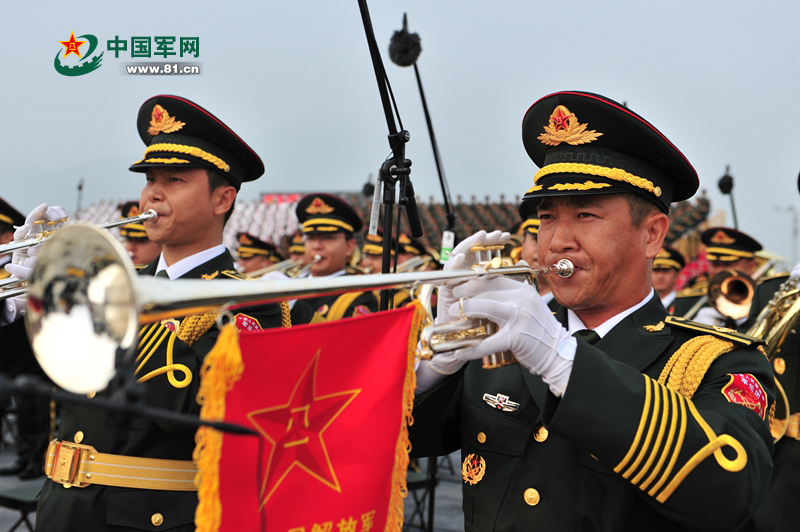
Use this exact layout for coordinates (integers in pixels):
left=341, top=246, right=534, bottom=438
left=359, top=230, right=391, bottom=274
left=410, top=91, right=775, bottom=531
left=517, top=213, right=558, bottom=311
left=0, top=198, right=24, bottom=281
left=36, top=95, right=292, bottom=532
left=118, top=200, right=163, bottom=267
left=693, top=227, right=762, bottom=329
left=652, top=245, right=686, bottom=313
left=287, top=231, right=306, bottom=264
left=235, top=231, right=284, bottom=275
left=397, top=232, right=436, bottom=271
left=295, top=193, right=378, bottom=321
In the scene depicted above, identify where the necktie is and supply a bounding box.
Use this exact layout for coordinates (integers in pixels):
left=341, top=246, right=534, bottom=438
left=573, top=329, right=600, bottom=345
left=155, top=269, right=169, bottom=279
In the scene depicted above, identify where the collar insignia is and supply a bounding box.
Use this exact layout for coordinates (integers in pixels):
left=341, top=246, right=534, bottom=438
left=462, top=454, right=486, bottom=485
left=537, top=105, right=603, bottom=147
left=306, top=197, right=334, bottom=214
left=201, top=271, right=219, bottom=280
left=710, top=230, right=736, bottom=245
left=643, top=322, right=665, bottom=332
left=148, top=104, right=186, bottom=136
left=483, top=392, right=520, bottom=412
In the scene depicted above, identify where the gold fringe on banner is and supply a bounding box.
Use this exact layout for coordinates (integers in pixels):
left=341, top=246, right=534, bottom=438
left=387, top=301, right=425, bottom=532
left=193, top=323, right=243, bottom=532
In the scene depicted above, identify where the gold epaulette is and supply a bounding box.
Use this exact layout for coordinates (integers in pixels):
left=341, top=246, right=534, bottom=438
left=220, top=269, right=248, bottom=280
left=675, top=286, right=706, bottom=298
left=757, top=272, right=789, bottom=285
left=665, top=316, right=764, bottom=346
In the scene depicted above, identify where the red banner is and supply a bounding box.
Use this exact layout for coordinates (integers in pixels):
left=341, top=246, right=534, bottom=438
left=195, top=304, right=421, bottom=532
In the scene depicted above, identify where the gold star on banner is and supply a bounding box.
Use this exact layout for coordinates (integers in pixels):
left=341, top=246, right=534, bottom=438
left=59, top=32, right=86, bottom=59
left=247, top=350, right=360, bottom=506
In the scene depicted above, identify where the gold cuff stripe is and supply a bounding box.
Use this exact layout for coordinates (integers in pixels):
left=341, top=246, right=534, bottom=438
left=302, top=218, right=354, bottom=233
left=705, top=247, right=754, bottom=260
left=532, top=163, right=660, bottom=197
left=145, top=143, right=231, bottom=173
left=623, top=376, right=662, bottom=479
left=653, top=259, right=682, bottom=270
left=615, top=375, right=652, bottom=474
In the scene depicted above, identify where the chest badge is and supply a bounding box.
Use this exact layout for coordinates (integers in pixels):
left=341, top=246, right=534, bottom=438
left=462, top=454, right=486, bottom=485
left=483, top=392, right=520, bottom=412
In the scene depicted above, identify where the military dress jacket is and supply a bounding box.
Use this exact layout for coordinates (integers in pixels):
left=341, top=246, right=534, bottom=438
left=744, top=273, right=800, bottom=532
left=36, top=251, right=286, bottom=532
left=303, top=272, right=379, bottom=321
left=669, top=286, right=705, bottom=317
left=410, top=295, right=775, bottom=532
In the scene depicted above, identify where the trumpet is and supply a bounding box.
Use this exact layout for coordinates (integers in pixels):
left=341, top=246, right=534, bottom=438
left=0, top=209, right=158, bottom=257
left=26, top=223, right=573, bottom=393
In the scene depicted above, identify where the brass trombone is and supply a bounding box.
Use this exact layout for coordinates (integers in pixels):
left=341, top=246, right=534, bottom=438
left=26, top=224, right=573, bottom=393
left=0, top=209, right=158, bottom=257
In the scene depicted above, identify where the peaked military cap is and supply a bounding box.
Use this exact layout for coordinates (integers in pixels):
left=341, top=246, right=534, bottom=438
left=288, top=232, right=305, bottom=254
left=701, top=227, right=762, bottom=262
left=362, top=230, right=395, bottom=256
left=129, top=95, right=264, bottom=189
left=653, top=246, right=686, bottom=270
left=295, top=194, right=363, bottom=234
left=236, top=232, right=284, bottom=262
left=0, top=197, right=24, bottom=231
left=520, top=217, right=541, bottom=235
left=118, top=201, right=148, bottom=239
left=398, top=233, right=426, bottom=256
left=520, top=91, right=699, bottom=218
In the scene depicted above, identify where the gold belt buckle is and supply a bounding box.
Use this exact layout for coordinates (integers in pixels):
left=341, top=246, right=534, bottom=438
left=51, top=441, right=94, bottom=487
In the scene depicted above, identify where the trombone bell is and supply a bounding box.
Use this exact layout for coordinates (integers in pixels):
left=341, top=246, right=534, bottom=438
left=26, top=223, right=139, bottom=394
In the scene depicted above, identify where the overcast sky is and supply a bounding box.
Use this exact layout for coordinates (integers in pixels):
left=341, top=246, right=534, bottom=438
left=4, top=1, right=800, bottom=266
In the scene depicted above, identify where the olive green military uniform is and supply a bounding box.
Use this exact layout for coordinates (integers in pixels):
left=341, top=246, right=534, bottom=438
left=36, top=251, right=288, bottom=531
left=744, top=273, right=800, bottom=532
left=410, top=295, right=775, bottom=531
left=669, top=285, right=705, bottom=317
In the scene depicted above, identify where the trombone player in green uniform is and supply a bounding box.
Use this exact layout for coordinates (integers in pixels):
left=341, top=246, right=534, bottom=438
left=411, top=91, right=775, bottom=531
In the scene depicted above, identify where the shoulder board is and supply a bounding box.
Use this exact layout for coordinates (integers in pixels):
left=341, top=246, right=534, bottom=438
left=664, top=316, right=764, bottom=346
left=675, top=286, right=706, bottom=298
left=220, top=269, right=248, bottom=280
left=757, top=272, right=789, bottom=284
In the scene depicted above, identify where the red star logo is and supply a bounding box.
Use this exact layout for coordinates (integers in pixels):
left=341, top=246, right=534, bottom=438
left=552, top=108, right=571, bottom=131
left=247, top=351, right=359, bottom=506
left=59, top=32, right=86, bottom=59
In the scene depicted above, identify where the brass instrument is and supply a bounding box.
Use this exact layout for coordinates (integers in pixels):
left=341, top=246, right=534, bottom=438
left=244, top=259, right=300, bottom=278
left=27, top=225, right=570, bottom=393
left=0, top=209, right=158, bottom=301
left=707, top=269, right=755, bottom=320
left=747, top=275, right=800, bottom=441
left=0, top=209, right=158, bottom=256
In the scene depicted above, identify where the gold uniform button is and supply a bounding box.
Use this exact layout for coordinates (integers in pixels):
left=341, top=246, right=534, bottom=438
left=534, top=426, right=548, bottom=443
left=774, top=358, right=786, bottom=375
left=524, top=487, right=540, bottom=506
left=151, top=513, right=164, bottom=527
left=87, top=391, right=96, bottom=399
left=74, top=431, right=84, bottom=444
left=477, top=432, right=487, bottom=444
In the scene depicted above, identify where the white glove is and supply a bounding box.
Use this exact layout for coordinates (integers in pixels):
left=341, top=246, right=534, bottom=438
left=5, top=204, right=69, bottom=280
left=427, top=230, right=509, bottom=378
left=791, top=261, right=800, bottom=279
left=2, top=287, right=27, bottom=325
left=451, top=276, right=578, bottom=397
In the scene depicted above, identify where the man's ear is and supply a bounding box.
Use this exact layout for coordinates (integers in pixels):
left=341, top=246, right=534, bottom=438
left=213, top=186, right=237, bottom=217
left=644, top=212, right=669, bottom=259
left=345, top=235, right=357, bottom=256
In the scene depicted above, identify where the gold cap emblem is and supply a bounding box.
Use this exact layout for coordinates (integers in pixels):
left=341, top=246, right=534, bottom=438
left=537, top=105, right=603, bottom=147
left=710, top=230, right=736, bottom=245
left=148, top=104, right=186, bottom=136
left=306, top=197, right=335, bottom=214
left=126, top=205, right=140, bottom=217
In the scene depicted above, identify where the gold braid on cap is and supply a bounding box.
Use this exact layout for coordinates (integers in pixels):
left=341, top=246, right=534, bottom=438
left=532, top=163, right=661, bottom=197
left=145, top=143, right=230, bottom=173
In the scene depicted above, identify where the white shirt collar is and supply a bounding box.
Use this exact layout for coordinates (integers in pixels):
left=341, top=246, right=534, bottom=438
left=541, top=291, right=555, bottom=305
left=567, top=288, right=655, bottom=338
left=155, top=244, right=227, bottom=280
left=660, top=290, right=677, bottom=309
